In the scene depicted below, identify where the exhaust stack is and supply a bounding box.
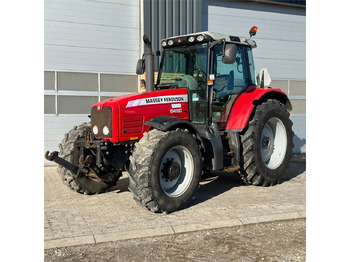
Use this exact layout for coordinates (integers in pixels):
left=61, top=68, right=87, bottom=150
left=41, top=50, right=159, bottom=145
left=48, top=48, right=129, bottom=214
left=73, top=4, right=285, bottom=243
left=143, top=34, right=154, bottom=92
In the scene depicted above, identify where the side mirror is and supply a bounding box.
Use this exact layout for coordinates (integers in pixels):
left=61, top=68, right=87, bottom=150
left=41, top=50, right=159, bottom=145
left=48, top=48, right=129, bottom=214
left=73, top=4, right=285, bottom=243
left=256, top=68, right=272, bottom=87
left=136, top=59, right=145, bottom=75
left=222, top=43, right=237, bottom=64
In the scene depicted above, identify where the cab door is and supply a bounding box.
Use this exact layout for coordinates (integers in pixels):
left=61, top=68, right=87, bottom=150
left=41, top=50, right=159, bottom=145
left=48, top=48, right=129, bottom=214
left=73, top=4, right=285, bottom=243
left=211, top=45, right=255, bottom=129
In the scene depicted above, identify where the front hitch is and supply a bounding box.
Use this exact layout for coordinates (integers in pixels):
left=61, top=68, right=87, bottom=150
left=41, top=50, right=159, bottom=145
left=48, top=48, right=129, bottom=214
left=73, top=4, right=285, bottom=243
left=45, top=151, right=88, bottom=178
left=45, top=151, right=120, bottom=183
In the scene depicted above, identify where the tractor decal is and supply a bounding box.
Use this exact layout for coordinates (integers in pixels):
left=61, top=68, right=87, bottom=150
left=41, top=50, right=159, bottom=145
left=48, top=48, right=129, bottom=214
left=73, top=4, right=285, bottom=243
left=126, top=95, right=188, bottom=108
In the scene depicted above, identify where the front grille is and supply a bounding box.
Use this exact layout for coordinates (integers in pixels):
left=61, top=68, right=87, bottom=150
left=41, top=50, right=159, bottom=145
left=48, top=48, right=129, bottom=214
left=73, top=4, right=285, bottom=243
left=91, top=106, right=112, bottom=138
left=122, top=115, right=143, bottom=134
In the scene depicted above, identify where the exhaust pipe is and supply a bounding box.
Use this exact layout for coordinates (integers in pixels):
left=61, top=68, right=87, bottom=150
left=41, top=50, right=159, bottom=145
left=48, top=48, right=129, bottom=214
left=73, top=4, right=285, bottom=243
left=143, top=34, right=154, bottom=92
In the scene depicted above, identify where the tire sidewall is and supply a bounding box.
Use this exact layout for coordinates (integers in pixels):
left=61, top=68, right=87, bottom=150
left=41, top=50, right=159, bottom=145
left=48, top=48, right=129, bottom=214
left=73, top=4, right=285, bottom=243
left=253, top=102, right=293, bottom=182
left=149, top=131, right=201, bottom=212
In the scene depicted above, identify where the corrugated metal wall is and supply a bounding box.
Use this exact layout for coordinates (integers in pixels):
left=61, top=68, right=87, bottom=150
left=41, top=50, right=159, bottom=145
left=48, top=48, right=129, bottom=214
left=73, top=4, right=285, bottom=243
left=143, top=0, right=203, bottom=70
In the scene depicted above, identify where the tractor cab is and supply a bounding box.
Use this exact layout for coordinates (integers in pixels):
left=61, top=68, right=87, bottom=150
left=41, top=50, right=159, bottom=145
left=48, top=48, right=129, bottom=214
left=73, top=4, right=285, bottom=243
left=139, top=28, right=261, bottom=130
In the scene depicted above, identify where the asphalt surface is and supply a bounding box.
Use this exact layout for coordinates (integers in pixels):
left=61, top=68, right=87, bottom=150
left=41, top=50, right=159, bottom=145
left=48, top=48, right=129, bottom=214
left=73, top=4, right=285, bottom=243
left=45, top=218, right=306, bottom=261
left=44, top=154, right=306, bottom=250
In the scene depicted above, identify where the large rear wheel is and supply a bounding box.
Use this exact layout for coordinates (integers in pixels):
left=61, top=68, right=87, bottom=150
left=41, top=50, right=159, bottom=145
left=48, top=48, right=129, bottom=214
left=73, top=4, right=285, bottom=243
left=239, top=99, right=294, bottom=186
left=128, top=129, right=202, bottom=213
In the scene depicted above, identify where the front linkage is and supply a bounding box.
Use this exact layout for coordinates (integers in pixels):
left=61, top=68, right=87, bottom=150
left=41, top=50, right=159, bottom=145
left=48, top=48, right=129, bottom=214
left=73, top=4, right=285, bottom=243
left=45, top=125, right=133, bottom=192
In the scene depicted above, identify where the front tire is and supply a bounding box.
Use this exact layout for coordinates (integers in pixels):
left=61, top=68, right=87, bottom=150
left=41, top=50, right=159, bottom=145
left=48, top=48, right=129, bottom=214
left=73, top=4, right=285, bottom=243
left=58, top=123, right=117, bottom=194
left=128, top=129, right=202, bottom=213
left=239, top=99, right=294, bottom=186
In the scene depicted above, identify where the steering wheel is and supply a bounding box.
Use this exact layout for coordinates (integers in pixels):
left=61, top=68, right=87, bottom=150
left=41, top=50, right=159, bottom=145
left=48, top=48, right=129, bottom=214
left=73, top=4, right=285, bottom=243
left=189, top=67, right=206, bottom=82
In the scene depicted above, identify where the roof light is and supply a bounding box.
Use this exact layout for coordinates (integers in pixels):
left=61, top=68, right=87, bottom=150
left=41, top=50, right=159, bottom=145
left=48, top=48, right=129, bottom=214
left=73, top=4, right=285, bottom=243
left=161, top=41, right=167, bottom=47
left=188, top=36, right=195, bottom=42
left=168, top=40, right=173, bottom=45
left=196, top=35, right=204, bottom=41
left=249, top=26, right=258, bottom=37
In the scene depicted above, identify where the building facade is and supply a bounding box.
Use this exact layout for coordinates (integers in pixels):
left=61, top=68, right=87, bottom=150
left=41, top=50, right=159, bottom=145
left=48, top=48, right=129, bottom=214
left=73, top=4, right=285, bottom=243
left=44, top=0, right=306, bottom=165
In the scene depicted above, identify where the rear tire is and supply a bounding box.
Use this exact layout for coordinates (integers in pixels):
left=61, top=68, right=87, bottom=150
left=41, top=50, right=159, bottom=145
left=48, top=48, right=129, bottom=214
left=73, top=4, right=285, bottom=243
left=239, top=99, right=294, bottom=186
left=128, top=129, right=201, bottom=213
left=58, top=122, right=117, bottom=194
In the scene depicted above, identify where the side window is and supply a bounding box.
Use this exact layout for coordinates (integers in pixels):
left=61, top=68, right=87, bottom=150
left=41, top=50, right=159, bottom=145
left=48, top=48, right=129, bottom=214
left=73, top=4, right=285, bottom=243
left=213, top=45, right=248, bottom=99
left=247, top=47, right=256, bottom=85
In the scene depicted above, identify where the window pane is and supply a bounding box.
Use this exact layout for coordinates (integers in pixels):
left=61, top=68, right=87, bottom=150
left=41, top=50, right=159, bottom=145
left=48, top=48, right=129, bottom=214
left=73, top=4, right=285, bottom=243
left=247, top=47, right=256, bottom=85
left=158, top=43, right=209, bottom=124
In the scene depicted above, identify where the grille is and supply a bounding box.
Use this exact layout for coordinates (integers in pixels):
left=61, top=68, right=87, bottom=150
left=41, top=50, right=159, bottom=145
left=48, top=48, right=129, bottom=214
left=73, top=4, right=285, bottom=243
left=122, top=115, right=143, bottom=134
left=91, top=106, right=112, bottom=138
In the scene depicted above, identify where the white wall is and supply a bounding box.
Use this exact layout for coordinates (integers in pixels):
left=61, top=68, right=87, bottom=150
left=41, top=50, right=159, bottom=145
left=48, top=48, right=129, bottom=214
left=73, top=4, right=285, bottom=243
left=205, top=1, right=306, bottom=80
left=44, top=0, right=140, bottom=74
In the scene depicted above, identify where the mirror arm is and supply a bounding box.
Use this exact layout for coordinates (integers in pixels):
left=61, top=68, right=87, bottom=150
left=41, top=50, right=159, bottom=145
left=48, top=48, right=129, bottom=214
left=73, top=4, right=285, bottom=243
left=260, top=71, right=265, bottom=88
left=209, top=38, right=225, bottom=49
left=221, top=39, right=226, bottom=57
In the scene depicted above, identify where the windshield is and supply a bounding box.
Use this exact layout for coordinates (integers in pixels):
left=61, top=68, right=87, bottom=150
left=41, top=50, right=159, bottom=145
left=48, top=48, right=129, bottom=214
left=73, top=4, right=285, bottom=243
left=158, top=43, right=208, bottom=91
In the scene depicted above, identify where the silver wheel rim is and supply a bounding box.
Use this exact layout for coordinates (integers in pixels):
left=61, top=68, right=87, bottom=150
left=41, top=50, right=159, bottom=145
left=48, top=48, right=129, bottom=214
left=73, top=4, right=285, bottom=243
left=260, top=117, right=287, bottom=169
left=159, top=145, right=194, bottom=197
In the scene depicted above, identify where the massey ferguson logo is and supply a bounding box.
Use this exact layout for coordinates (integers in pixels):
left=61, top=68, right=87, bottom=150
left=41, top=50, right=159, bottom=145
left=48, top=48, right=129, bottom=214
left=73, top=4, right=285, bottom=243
left=126, top=95, right=188, bottom=108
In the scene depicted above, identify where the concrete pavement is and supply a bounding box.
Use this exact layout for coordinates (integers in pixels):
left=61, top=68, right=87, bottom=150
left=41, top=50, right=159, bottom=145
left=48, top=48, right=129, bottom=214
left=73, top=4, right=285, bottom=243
left=44, top=155, right=306, bottom=250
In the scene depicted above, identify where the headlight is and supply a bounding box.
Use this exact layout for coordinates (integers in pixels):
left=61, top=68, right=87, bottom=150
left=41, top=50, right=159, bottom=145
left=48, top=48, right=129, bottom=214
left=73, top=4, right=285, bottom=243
left=103, top=126, right=110, bottom=136
left=196, top=35, right=204, bottom=41
left=188, top=36, right=195, bottom=42
left=92, top=125, right=98, bottom=135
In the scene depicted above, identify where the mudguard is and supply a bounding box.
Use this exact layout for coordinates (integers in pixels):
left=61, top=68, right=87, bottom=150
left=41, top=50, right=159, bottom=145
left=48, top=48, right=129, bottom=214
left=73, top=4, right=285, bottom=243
left=226, top=86, right=292, bottom=132
left=144, top=116, right=224, bottom=170
left=144, top=115, right=198, bottom=133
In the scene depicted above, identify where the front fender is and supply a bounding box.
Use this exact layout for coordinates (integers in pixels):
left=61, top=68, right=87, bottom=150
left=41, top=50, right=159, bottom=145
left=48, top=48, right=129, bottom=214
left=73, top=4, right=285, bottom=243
left=226, top=86, right=291, bottom=131
left=144, top=115, right=198, bottom=133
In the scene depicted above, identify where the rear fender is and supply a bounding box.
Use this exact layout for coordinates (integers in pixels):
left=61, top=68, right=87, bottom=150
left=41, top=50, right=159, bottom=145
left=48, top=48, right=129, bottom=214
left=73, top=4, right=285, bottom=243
left=226, top=86, right=292, bottom=132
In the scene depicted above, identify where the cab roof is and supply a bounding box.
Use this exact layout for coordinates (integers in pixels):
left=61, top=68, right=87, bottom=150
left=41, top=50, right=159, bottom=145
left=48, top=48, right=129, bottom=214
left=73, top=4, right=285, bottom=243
left=161, top=31, right=257, bottom=49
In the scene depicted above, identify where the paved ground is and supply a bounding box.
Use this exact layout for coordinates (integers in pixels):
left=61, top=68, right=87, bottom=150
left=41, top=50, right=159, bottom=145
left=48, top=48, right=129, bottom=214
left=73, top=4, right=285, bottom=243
left=44, top=155, right=305, bottom=250
left=45, top=219, right=306, bottom=261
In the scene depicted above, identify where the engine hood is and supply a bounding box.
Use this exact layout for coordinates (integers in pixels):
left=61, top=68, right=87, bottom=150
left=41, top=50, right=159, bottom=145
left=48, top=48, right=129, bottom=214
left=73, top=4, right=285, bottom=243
left=92, top=88, right=189, bottom=109
left=91, top=88, right=190, bottom=143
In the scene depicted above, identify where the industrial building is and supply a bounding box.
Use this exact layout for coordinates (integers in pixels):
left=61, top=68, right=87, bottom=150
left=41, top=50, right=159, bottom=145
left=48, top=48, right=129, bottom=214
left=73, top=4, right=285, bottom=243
left=44, top=0, right=306, bottom=165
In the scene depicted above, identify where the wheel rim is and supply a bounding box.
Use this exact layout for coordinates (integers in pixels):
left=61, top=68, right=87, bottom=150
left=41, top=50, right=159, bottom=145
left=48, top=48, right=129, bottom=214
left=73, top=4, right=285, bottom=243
left=260, top=117, right=287, bottom=169
left=159, top=145, right=194, bottom=197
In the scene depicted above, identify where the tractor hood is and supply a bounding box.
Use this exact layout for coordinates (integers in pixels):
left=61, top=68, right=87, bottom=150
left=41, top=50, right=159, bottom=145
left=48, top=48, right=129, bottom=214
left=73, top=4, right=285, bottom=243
left=91, top=88, right=190, bottom=143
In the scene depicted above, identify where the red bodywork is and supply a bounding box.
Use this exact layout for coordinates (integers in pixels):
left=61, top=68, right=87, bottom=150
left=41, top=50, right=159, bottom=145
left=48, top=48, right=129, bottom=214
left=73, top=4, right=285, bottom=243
left=222, top=86, right=288, bottom=131
left=92, top=85, right=288, bottom=143
left=92, top=88, right=190, bottom=143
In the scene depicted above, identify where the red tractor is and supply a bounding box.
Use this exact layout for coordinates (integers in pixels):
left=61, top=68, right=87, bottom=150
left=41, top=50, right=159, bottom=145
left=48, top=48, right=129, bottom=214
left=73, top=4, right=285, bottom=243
left=45, top=27, right=293, bottom=213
